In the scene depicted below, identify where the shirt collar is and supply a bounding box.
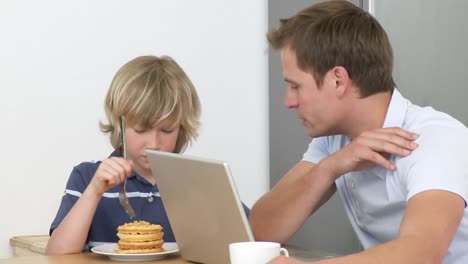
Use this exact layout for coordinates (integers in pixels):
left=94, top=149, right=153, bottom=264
left=370, top=88, right=409, bottom=179
left=382, top=88, right=409, bottom=129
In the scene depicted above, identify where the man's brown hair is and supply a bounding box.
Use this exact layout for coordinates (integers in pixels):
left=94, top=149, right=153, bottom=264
left=268, top=0, right=395, bottom=97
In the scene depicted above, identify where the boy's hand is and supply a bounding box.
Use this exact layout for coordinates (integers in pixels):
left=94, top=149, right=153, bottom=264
left=322, top=127, right=419, bottom=179
left=88, top=157, right=133, bottom=196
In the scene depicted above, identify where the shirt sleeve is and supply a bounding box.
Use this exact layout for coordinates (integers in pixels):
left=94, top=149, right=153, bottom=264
left=49, top=164, right=91, bottom=235
left=403, top=126, right=468, bottom=204
left=302, top=136, right=332, bottom=164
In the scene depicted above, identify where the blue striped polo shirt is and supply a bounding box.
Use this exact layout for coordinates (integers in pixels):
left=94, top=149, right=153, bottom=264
left=50, top=151, right=251, bottom=251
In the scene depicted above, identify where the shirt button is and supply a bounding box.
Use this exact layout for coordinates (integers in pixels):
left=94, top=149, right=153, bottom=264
left=148, top=196, right=154, bottom=203
left=351, top=181, right=356, bottom=188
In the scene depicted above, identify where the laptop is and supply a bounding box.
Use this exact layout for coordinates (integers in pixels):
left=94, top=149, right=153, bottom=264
left=146, top=150, right=254, bottom=264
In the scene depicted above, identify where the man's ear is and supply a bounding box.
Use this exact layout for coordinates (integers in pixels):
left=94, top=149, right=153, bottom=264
left=330, top=66, right=350, bottom=98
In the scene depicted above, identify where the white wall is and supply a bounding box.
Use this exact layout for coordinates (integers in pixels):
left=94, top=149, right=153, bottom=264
left=0, top=0, right=268, bottom=258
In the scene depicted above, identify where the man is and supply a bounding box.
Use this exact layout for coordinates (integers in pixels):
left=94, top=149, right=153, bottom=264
left=249, top=1, right=468, bottom=263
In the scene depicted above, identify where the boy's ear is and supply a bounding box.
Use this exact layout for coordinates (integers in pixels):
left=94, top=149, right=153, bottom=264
left=330, top=66, right=350, bottom=98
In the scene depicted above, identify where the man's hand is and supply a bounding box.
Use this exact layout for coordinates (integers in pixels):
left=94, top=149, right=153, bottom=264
left=322, top=127, right=419, bottom=179
left=268, top=256, right=309, bottom=264
left=88, top=157, right=133, bottom=196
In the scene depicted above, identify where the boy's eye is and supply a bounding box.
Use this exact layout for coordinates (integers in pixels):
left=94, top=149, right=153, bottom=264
left=134, top=128, right=147, bottom=133
left=162, top=128, right=175, bottom=133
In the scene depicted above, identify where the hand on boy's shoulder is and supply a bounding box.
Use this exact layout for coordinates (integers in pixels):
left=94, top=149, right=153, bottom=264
left=87, top=157, right=134, bottom=196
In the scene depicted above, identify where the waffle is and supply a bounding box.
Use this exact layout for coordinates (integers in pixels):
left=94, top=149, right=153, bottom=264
left=115, top=220, right=165, bottom=253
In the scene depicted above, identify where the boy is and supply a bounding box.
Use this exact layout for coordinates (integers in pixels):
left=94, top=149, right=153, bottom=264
left=46, top=55, right=249, bottom=254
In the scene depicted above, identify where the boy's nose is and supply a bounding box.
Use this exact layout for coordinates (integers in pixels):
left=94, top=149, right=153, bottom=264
left=147, top=133, right=161, bottom=150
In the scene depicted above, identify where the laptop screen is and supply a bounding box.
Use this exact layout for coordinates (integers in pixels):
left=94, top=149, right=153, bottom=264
left=146, top=150, right=253, bottom=264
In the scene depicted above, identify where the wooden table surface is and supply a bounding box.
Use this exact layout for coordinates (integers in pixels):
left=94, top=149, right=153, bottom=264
left=0, top=253, right=188, bottom=264
left=1, top=243, right=337, bottom=263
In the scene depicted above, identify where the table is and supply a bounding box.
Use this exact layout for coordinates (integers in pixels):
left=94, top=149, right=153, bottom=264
left=286, top=244, right=338, bottom=262
left=0, top=253, right=186, bottom=264
left=1, top=244, right=336, bottom=263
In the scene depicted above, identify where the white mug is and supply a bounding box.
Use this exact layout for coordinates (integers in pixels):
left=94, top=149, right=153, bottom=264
left=229, top=241, right=289, bottom=264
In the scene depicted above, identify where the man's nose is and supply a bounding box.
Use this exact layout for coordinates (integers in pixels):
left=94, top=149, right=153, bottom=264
left=284, top=89, right=298, bottom=109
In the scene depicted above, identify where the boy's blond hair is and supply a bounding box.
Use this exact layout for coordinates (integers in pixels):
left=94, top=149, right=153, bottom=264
left=100, top=55, right=201, bottom=153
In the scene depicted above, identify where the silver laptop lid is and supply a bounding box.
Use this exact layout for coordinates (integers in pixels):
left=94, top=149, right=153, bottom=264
left=146, top=150, right=254, bottom=264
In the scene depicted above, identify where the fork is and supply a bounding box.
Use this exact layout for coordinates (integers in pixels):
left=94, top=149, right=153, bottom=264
left=118, top=117, right=136, bottom=219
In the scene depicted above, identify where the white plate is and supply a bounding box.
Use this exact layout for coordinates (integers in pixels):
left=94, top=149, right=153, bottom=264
left=91, top=242, right=179, bottom=262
